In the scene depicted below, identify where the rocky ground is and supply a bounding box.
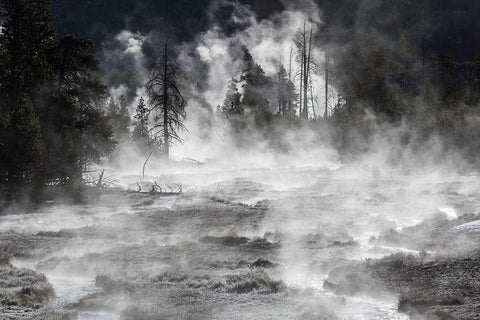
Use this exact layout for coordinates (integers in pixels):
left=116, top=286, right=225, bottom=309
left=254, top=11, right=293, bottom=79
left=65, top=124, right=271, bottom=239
left=325, top=213, right=480, bottom=320
left=1, top=169, right=480, bottom=319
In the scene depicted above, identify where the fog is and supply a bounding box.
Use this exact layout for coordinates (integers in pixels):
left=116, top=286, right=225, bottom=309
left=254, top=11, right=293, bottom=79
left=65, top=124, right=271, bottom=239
left=6, top=153, right=480, bottom=318
left=1, top=0, right=480, bottom=320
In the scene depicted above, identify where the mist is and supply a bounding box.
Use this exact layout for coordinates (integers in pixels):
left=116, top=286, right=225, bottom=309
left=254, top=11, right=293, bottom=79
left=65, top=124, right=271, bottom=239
left=2, top=1, right=480, bottom=320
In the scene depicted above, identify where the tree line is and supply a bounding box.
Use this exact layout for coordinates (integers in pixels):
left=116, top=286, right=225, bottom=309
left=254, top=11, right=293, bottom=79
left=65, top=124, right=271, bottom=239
left=213, top=16, right=480, bottom=165
left=2, top=0, right=480, bottom=202
left=0, top=0, right=185, bottom=202
left=0, top=0, right=115, bottom=199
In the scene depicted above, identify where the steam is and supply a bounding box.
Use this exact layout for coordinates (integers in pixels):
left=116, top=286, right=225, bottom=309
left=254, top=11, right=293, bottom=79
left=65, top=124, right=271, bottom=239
left=3, top=2, right=480, bottom=320
left=181, top=0, right=324, bottom=107
left=100, top=30, right=150, bottom=112
left=95, top=0, right=473, bottom=183
left=96, top=0, right=344, bottom=173
left=174, top=0, right=336, bottom=163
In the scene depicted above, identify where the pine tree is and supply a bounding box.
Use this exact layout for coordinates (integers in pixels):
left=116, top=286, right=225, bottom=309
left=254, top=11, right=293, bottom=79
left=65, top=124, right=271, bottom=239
left=44, top=34, right=114, bottom=186
left=0, top=0, right=56, bottom=108
left=0, top=0, right=55, bottom=184
left=277, top=65, right=297, bottom=118
left=0, top=0, right=115, bottom=191
left=132, top=97, right=153, bottom=149
left=3, top=95, right=42, bottom=184
left=52, top=35, right=105, bottom=101
left=117, top=95, right=131, bottom=140
left=221, top=78, right=243, bottom=116
left=220, top=78, right=245, bottom=134
left=106, top=95, right=131, bottom=142
left=240, top=49, right=272, bottom=126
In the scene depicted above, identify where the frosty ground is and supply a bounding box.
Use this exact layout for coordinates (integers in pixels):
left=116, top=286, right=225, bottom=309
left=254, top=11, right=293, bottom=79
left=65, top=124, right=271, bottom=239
left=1, top=164, right=480, bottom=320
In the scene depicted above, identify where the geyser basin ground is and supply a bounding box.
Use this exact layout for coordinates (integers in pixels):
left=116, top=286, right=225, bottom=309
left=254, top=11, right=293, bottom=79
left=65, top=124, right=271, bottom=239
left=1, top=164, right=480, bottom=319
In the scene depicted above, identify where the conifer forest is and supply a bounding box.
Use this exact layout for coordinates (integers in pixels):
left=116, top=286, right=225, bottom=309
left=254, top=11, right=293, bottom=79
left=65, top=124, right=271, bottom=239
left=1, top=1, right=480, bottom=319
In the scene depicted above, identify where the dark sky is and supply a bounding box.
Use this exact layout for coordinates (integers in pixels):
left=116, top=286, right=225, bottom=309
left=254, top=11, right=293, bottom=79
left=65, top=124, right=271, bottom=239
left=52, top=0, right=480, bottom=63
left=52, top=0, right=285, bottom=45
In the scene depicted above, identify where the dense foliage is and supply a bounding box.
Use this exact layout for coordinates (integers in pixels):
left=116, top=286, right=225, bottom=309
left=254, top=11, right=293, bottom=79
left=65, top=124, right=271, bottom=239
left=0, top=0, right=115, bottom=198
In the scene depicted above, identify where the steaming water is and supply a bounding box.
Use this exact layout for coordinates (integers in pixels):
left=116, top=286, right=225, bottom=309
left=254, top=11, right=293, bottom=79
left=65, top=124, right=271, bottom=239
left=452, top=220, right=480, bottom=234
left=47, top=274, right=119, bottom=320
left=11, top=258, right=118, bottom=319
left=3, top=163, right=480, bottom=319
left=0, top=204, right=132, bottom=234
left=340, top=297, right=408, bottom=320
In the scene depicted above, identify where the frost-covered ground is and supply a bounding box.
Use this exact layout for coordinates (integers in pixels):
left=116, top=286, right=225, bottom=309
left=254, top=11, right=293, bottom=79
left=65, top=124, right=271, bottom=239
left=1, top=163, right=480, bottom=319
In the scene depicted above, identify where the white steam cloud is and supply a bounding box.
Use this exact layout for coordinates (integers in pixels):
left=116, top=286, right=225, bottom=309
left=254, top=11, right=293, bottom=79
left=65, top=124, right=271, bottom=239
left=99, top=0, right=341, bottom=168
left=173, top=0, right=338, bottom=162
left=185, top=0, right=325, bottom=107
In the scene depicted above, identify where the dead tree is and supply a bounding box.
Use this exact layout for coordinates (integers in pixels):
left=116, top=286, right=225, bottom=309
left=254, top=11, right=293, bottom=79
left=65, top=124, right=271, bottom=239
left=295, top=22, right=316, bottom=120
left=309, top=78, right=317, bottom=119
left=142, top=150, right=153, bottom=179
left=96, top=169, right=105, bottom=188
left=304, top=28, right=313, bottom=120
left=146, top=39, right=186, bottom=158
left=324, top=51, right=329, bottom=119
left=288, top=47, right=294, bottom=114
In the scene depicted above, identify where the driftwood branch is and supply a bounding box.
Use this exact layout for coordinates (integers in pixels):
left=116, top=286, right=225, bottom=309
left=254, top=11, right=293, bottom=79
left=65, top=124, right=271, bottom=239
left=183, top=158, right=204, bottom=165
left=143, top=150, right=154, bottom=180
left=96, top=169, right=105, bottom=188
left=154, top=181, right=162, bottom=193
left=132, top=182, right=182, bottom=195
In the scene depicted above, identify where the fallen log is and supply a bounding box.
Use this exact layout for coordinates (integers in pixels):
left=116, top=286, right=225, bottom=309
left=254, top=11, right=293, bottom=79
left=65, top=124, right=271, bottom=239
left=127, top=182, right=183, bottom=196
left=127, top=190, right=182, bottom=196
left=183, top=158, right=205, bottom=165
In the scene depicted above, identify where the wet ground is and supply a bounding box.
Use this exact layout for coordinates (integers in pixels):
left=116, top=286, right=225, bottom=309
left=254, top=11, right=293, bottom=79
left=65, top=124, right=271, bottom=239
left=1, top=163, right=480, bottom=319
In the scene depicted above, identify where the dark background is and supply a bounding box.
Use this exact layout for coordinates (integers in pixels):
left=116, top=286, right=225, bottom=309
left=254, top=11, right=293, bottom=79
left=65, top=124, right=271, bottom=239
left=51, top=0, right=480, bottom=63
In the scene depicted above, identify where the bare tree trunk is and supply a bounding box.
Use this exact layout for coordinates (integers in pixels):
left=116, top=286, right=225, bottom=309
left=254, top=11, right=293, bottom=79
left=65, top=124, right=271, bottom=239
left=163, top=39, right=169, bottom=158
left=278, top=60, right=282, bottom=115
left=142, top=150, right=154, bottom=179
left=324, top=52, right=329, bottom=119
left=288, top=48, right=293, bottom=81
left=310, top=79, right=316, bottom=119
left=299, top=59, right=303, bottom=117
left=302, top=22, right=307, bottom=120
left=96, top=169, right=105, bottom=188
left=288, top=47, right=293, bottom=114
left=303, top=27, right=313, bottom=120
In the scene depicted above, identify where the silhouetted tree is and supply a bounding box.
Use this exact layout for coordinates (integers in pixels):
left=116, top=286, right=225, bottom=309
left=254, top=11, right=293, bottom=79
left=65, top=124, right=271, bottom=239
left=1, top=95, right=42, bottom=184
left=277, top=64, right=297, bottom=118
left=106, top=95, right=131, bottom=142
left=0, top=0, right=55, bottom=185
left=220, top=78, right=245, bottom=134
left=240, top=49, right=272, bottom=126
left=221, top=79, right=243, bottom=114
left=295, top=23, right=315, bottom=120
left=146, top=43, right=186, bottom=158
left=0, top=0, right=115, bottom=194
left=43, top=34, right=115, bottom=186
left=132, top=97, right=153, bottom=149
